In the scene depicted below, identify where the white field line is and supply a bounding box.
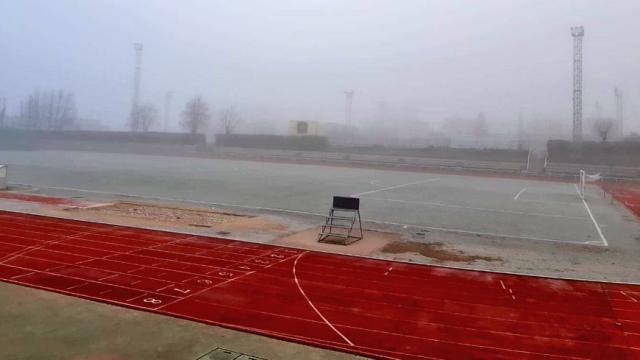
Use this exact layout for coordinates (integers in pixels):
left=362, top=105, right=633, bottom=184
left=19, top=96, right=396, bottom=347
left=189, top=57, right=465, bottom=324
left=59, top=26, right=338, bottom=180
left=513, top=188, right=527, bottom=201
left=12, top=182, right=602, bottom=246
left=365, top=218, right=599, bottom=246
left=293, top=252, right=354, bottom=346
left=574, top=184, right=608, bottom=247
left=9, top=183, right=327, bottom=217
left=361, top=196, right=588, bottom=220
left=350, top=178, right=440, bottom=197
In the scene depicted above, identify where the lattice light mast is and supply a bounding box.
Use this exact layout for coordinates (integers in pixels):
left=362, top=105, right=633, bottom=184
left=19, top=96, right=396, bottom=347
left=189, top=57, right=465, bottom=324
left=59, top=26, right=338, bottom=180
left=344, top=90, right=354, bottom=126
left=130, top=43, right=143, bottom=124
left=571, top=26, right=584, bottom=142
left=614, top=87, right=623, bottom=138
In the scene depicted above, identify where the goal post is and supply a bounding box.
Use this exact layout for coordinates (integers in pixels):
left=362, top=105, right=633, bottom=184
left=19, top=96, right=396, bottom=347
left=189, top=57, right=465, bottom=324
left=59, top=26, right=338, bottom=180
left=578, top=170, right=586, bottom=199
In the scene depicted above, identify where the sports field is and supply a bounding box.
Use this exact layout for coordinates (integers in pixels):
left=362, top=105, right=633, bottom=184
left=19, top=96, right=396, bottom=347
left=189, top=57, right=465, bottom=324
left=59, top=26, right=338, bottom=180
left=0, top=150, right=636, bottom=247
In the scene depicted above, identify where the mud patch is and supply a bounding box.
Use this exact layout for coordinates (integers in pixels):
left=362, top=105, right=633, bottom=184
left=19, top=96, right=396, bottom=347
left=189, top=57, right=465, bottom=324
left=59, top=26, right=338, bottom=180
left=381, top=241, right=501, bottom=263
left=76, top=202, right=249, bottom=227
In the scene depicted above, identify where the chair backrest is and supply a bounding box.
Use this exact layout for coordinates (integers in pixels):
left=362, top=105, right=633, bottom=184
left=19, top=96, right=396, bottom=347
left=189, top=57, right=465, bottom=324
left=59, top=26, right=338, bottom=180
left=332, top=196, right=359, bottom=210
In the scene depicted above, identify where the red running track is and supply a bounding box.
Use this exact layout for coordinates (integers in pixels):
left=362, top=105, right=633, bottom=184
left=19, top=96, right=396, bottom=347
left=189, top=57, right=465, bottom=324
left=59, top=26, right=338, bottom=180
left=0, top=192, right=87, bottom=206
left=0, top=210, right=638, bottom=359
left=600, top=182, right=640, bottom=219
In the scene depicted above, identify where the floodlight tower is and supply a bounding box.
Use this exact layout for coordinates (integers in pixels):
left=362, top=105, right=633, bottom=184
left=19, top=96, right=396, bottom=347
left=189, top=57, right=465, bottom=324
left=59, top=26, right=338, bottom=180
left=344, top=90, right=354, bottom=126
left=614, top=87, right=623, bottom=138
left=571, top=26, right=584, bottom=142
left=131, top=43, right=143, bottom=122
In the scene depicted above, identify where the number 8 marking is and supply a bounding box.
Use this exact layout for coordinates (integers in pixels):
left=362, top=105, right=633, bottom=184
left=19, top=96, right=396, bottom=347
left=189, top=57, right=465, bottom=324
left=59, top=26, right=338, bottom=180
left=143, top=298, right=162, bottom=305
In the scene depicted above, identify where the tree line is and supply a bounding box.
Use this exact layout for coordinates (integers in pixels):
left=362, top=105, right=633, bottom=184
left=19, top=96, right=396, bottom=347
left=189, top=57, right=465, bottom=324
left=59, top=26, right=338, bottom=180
left=129, top=96, right=241, bottom=135
left=2, top=90, right=78, bottom=130
left=0, top=90, right=240, bottom=136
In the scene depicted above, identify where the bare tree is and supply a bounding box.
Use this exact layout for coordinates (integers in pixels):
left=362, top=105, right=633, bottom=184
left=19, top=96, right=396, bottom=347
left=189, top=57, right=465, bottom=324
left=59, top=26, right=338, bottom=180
left=135, top=104, right=157, bottom=132
left=129, top=104, right=140, bottom=131
left=594, top=118, right=614, bottom=142
left=219, top=106, right=241, bottom=135
left=473, top=112, right=489, bottom=138
left=129, top=103, right=157, bottom=132
left=18, top=90, right=77, bottom=130
left=181, top=96, right=211, bottom=134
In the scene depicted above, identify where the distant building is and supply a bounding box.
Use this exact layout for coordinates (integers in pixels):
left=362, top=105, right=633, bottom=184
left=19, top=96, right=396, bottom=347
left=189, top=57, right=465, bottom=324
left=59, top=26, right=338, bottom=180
left=288, top=120, right=321, bottom=136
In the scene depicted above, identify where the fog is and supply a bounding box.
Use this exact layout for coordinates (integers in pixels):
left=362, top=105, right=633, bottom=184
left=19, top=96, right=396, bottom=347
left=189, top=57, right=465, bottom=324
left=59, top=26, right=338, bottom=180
left=1, top=0, right=639, bottom=142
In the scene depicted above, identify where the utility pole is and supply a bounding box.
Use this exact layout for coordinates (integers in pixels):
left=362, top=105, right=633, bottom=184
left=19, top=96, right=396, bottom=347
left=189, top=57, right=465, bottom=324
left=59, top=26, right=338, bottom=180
left=571, top=26, right=584, bottom=142
left=377, top=101, right=386, bottom=123
left=163, top=91, right=173, bottom=132
left=517, top=111, right=525, bottom=150
left=614, top=88, right=623, bottom=138
left=130, top=43, right=143, bottom=130
left=344, top=90, right=354, bottom=126
left=594, top=101, right=602, bottom=119
left=0, top=98, right=5, bottom=128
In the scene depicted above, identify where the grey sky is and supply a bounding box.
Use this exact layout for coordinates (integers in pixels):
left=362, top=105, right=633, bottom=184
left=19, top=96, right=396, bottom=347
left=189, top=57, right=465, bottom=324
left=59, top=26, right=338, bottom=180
left=1, top=0, right=639, bottom=133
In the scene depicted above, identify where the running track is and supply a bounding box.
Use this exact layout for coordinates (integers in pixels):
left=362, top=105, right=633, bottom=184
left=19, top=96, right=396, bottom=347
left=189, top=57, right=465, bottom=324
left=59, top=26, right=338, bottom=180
left=0, top=210, right=638, bottom=359
left=600, top=182, right=640, bottom=219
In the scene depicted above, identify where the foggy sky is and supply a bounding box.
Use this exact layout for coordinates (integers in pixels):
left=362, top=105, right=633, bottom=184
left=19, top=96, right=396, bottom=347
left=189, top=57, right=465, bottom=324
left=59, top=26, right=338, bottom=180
left=1, top=0, right=639, bottom=133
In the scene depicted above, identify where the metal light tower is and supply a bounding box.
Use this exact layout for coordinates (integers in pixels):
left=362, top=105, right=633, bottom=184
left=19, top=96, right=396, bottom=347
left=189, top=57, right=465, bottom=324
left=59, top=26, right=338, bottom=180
left=130, top=43, right=143, bottom=124
left=614, top=87, right=623, bottom=138
left=344, top=90, right=354, bottom=126
left=571, top=26, right=584, bottom=142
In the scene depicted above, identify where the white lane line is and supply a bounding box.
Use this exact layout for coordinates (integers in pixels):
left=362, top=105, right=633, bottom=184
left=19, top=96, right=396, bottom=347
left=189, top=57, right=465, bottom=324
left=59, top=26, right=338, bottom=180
left=499, top=280, right=506, bottom=290
left=621, top=291, right=638, bottom=303
left=574, top=184, right=608, bottom=247
left=362, top=197, right=588, bottom=220
left=513, top=188, right=527, bottom=201
left=350, top=178, right=440, bottom=197
left=293, top=252, right=354, bottom=346
left=0, top=227, right=109, bottom=264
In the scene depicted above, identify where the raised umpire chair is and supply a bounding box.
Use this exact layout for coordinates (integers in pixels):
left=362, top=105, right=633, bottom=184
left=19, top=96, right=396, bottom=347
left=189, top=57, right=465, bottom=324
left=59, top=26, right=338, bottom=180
left=318, top=196, right=363, bottom=245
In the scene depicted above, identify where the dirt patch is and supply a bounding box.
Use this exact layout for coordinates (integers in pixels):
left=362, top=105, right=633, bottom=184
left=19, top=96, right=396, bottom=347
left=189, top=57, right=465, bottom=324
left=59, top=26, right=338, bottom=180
left=79, top=202, right=249, bottom=227
left=273, top=227, right=399, bottom=256
left=217, top=216, right=287, bottom=232
left=381, top=241, right=501, bottom=263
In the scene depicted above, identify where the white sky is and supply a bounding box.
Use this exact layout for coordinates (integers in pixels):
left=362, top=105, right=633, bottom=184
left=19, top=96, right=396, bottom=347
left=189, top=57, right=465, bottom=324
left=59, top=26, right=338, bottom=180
left=1, top=0, right=639, bottom=133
